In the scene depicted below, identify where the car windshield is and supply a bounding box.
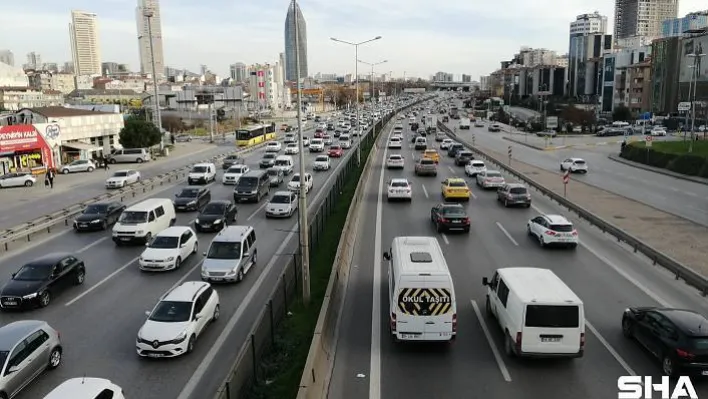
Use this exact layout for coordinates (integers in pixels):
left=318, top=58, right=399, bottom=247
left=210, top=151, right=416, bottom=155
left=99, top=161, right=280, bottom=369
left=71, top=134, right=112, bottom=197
left=228, top=166, right=246, bottom=173
left=420, top=159, right=434, bottom=165
left=486, top=172, right=502, bottom=178
left=191, top=166, right=207, bottom=173
left=267, top=169, right=280, bottom=176
left=14, top=263, right=52, bottom=281
left=263, top=154, right=276, bottom=159
left=119, top=211, right=147, bottom=223
left=459, top=152, right=472, bottom=157
left=316, top=156, right=328, bottom=162
left=268, top=142, right=278, bottom=146
left=287, top=143, right=297, bottom=147
left=225, top=156, right=238, bottom=161
left=275, top=160, right=290, bottom=166
left=202, top=203, right=225, bottom=215
left=510, top=187, right=527, bottom=194
left=149, top=301, right=192, bottom=323
left=177, top=189, right=199, bottom=198
left=237, top=177, right=258, bottom=187
left=291, top=175, right=301, bottom=182
left=207, top=241, right=242, bottom=259
left=442, top=207, right=466, bottom=216
left=389, top=156, right=402, bottom=160
left=390, top=138, right=400, bottom=142
left=330, top=146, right=341, bottom=150
left=448, top=181, right=466, bottom=187
left=84, top=204, right=108, bottom=214
left=271, top=195, right=292, bottom=204
left=391, top=181, right=408, bottom=187
left=112, top=171, right=128, bottom=177
left=150, top=236, right=179, bottom=249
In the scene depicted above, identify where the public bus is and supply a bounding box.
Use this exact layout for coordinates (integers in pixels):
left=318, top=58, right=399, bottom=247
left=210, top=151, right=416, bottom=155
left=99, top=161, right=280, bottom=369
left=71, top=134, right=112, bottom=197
left=236, top=123, right=277, bottom=147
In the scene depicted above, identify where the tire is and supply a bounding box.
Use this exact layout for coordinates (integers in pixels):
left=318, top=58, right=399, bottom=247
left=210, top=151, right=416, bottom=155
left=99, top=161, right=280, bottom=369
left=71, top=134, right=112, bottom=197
left=74, top=269, right=85, bottom=285
left=187, top=335, right=196, bottom=354
left=87, top=167, right=94, bottom=172
left=62, top=169, right=69, bottom=174
left=39, top=291, right=51, bottom=307
left=485, top=296, right=492, bottom=316
left=569, top=243, right=578, bottom=249
left=504, top=199, right=509, bottom=207
left=174, top=257, right=182, bottom=269
left=436, top=222, right=443, bottom=233
left=212, top=304, right=220, bottom=322
left=101, top=220, right=107, bottom=230
left=192, top=242, right=198, bottom=254
left=252, top=250, right=257, bottom=265
left=48, top=347, right=62, bottom=369
left=662, top=355, right=676, bottom=377
left=145, top=232, right=152, bottom=243
left=504, top=334, right=516, bottom=357
left=621, top=318, right=634, bottom=338
left=137, top=158, right=144, bottom=163
left=24, top=180, right=33, bottom=187
left=109, top=158, right=117, bottom=164
left=237, top=268, right=245, bottom=282
left=559, top=165, right=564, bottom=171
left=537, top=234, right=545, bottom=248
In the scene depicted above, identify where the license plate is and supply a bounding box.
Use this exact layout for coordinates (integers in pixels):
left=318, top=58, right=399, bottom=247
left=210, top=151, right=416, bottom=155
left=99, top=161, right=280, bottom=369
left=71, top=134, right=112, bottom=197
left=212, top=278, right=223, bottom=281
left=452, top=220, right=460, bottom=223
left=3, top=301, right=17, bottom=306
left=80, top=224, right=88, bottom=227
left=120, top=237, right=131, bottom=241
left=400, top=334, right=417, bottom=339
left=701, top=371, right=708, bottom=376
left=541, top=337, right=561, bottom=342
left=147, top=353, right=164, bottom=358
left=439, top=332, right=451, bottom=337
left=177, top=206, right=185, bottom=209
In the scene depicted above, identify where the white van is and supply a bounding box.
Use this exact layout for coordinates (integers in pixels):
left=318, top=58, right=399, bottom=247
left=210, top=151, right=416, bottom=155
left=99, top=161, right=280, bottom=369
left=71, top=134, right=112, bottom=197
left=112, top=198, right=176, bottom=245
left=274, top=155, right=294, bottom=175
left=383, top=236, right=457, bottom=342
left=188, top=162, right=216, bottom=184
left=482, top=267, right=585, bottom=358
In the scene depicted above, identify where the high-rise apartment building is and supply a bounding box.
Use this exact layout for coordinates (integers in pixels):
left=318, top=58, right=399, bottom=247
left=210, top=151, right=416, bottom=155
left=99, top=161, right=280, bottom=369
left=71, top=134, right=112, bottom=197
left=568, top=12, right=612, bottom=97
left=26, top=52, right=42, bottom=70
left=462, top=74, right=471, bottom=82
left=136, top=0, right=165, bottom=80
left=614, top=0, right=678, bottom=41
left=229, top=63, right=247, bottom=81
left=284, top=1, right=308, bottom=81
left=0, top=50, right=15, bottom=67
left=69, top=10, right=102, bottom=75
left=661, top=11, right=708, bottom=38
left=247, top=63, right=283, bottom=110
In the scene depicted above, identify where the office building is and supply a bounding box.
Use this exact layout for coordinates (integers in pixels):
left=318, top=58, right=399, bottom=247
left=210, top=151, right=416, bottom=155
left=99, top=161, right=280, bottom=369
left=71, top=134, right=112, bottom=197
left=568, top=12, right=612, bottom=98
left=570, top=12, right=608, bottom=36
left=480, top=75, right=489, bottom=91
left=0, top=51, right=14, bottom=67
left=614, top=0, right=678, bottom=41
left=229, top=63, right=247, bottom=82
left=26, top=52, right=42, bottom=70
left=661, top=11, right=708, bottom=38
left=433, top=72, right=453, bottom=82
left=69, top=11, right=102, bottom=75
left=284, top=1, right=308, bottom=81
left=462, top=74, right=471, bottom=82
left=136, top=0, right=165, bottom=80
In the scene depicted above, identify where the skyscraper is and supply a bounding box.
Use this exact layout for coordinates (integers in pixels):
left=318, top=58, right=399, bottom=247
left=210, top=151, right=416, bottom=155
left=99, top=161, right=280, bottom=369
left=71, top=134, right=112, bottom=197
left=230, top=63, right=247, bottom=81
left=614, top=0, right=678, bottom=41
left=284, top=1, right=308, bottom=81
left=136, top=0, right=165, bottom=79
left=26, top=52, right=42, bottom=69
left=70, top=11, right=102, bottom=75
left=0, top=50, right=15, bottom=67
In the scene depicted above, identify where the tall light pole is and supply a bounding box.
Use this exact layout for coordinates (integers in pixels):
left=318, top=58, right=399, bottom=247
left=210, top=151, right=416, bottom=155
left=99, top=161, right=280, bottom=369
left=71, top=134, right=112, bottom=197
left=687, top=50, right=706, bottom=152
left=330, top=35, right=382, bottom=165
left=358, top=59, right=387, bottom=141
left=292, top=0, right=310, bottom=304
left=144, top=9, right=163, bottom=150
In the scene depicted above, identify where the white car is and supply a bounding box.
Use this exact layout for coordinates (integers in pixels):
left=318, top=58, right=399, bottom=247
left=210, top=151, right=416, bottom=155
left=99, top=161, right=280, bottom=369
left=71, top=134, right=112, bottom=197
left=139, top=226, right=198, bottom=271
left=313, top=155, right=331, bottom=171
left=388, top=137, right=403, bottom=149
left=527, top=214, right=578, bottom=249
left=387, top=178, right=412, bottom=201
left=476, top=170, right=505, bottom=189
left=474, top=120, right=485, bottom=127
left=440, top=139, right=454, bottom=150
left=44, top=378, right=125, bottom=399
left=266, top=190, right=298, bottom=218
left=265, top=141, right=282, bottom=152
left=302, top=137, right=310, bottom=147
left=222, top=164, right=250, bottom=184
left=61, top=159, right=96, bottom=174
left=340, top=138, right=352, bottom=149
left=284, top=143, right=299, bottom=154
left=136, top=281, right=220, bottom=358
left=309, top=139, right=325, bottom=152
left=386, top=154, right=405, bottom=169
left=188, top=163, right=216, bottom=184
left=560, top=158, right=588, bottom=173
left=0, top=172, right=36, bottom=188
left=284, top=134, right=296, bottom=144
left=650, top=127, right=667, bottom=136
left=322, top=134, right=333, bottom=145
left=105, top=169, right=141, bottom=188
left=464, top=160, right=487, bottom=177
left=288, top=173, right=313, bottom=194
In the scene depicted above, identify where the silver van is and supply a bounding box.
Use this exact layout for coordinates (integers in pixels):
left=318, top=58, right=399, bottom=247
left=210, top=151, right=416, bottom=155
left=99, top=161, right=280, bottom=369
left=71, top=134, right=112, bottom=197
left=233, top=170, right=270, bottom=203
left=201, top=226, right=257, bottom=283
left=108, top=148, right=151, bottom=164
left=0, top=320, right=62, bottom=399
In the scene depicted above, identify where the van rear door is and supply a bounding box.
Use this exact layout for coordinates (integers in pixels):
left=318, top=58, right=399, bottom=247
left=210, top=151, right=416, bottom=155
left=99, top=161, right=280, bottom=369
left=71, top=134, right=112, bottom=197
left=521, top=304, right=583, bottom=355
left=396, top=276, right=455, bottom=341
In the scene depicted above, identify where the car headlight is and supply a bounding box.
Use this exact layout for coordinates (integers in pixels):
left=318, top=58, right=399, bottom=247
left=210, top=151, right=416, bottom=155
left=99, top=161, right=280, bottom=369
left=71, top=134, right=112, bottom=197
left=173, top=331, right=187, bottom=343
left=136, top=230, right=144, bottom=235
left=166, top=257, right=175, bottom=262
left=195, top=219, right=200, bottom=224
left=90, top=219, right=101, bottom=223
left=188, top=201, right=197, bottom=206
left=213, top=219, right=222, bottom=224
left=22, top=292, right=38, bottom=299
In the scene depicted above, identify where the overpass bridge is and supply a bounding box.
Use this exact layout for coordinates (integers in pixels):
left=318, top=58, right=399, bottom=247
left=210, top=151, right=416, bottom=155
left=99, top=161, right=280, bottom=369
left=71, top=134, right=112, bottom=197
left=429, top=81, right=475, bottom=90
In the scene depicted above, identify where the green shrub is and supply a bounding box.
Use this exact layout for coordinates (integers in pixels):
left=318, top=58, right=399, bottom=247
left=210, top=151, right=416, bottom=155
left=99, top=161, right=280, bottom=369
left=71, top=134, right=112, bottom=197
left=668, top=154, right=707, bottom=176
left=621, top=142, right=707, bottom=175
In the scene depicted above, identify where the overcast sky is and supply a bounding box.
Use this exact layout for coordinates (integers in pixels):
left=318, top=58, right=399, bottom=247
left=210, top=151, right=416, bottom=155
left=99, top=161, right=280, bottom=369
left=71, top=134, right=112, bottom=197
left=1, top=0, right=704, bottom=80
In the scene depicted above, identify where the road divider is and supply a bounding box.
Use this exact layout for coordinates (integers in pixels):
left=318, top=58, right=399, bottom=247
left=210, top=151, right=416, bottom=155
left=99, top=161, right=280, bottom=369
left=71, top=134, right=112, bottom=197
left=439, top=121, right=708, bottom=296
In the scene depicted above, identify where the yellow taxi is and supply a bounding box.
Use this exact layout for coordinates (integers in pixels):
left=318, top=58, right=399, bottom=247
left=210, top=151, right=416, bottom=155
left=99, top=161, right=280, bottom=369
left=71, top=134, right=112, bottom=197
left=423, top=149, right=440, bottom=163
left=441, top=178, right=471, bottom=201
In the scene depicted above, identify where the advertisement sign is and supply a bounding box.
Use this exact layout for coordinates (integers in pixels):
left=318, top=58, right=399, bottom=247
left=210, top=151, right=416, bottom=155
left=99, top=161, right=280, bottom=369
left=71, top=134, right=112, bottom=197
left=679, top=35, right=707, bottom=83
left=0, top=124, right=55, bottom=169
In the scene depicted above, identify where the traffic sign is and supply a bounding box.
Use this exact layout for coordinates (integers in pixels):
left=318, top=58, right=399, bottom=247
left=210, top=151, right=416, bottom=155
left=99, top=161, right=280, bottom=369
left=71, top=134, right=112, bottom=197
left=645, top=135, right=653, bottom=147
left=678, top=102, right=691, bottom=111
left=563, top=170, right=570, bottom=184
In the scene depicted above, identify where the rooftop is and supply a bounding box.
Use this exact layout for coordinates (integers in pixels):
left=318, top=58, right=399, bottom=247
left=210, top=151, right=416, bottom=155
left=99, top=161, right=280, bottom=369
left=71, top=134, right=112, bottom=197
left=22, top=106, right=113, bottom=117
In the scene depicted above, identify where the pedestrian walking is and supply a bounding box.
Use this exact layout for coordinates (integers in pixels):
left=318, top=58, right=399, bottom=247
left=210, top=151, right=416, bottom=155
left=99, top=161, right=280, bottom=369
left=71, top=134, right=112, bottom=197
left=47, top=168, right=55, bottom=189
left=103, top=155, right=110, bottom=170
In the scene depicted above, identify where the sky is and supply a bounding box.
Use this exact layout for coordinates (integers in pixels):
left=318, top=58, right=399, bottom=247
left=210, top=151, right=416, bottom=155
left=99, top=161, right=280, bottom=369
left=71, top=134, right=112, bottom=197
left=0, top=0, right=705, bottom=80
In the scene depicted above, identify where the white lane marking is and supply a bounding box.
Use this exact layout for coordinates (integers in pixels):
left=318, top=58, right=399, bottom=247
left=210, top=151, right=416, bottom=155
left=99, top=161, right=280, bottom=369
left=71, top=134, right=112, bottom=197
left=65, top=256, right=138, bottom=306
left=169, top=257, right=205, bottom=291
left=469, top=191, right=477, bottom=199
left=495, top=222, right=518, bottom=246
left=586, top=319, right=636, bottom=376
left=448, top=166, right=455, bottom=173
left=177, top=141, right=353, bottom=399
left=421, top=184, right=429, bottom=198
left=470, top=300, right=512, bottom=382
left=246, top=200, right=269, bottom=221
left=441, top=233, right=450, bottom=245
left=529, top=203, right=671, bottom=307
left=76, top=237, right=108, bottom=253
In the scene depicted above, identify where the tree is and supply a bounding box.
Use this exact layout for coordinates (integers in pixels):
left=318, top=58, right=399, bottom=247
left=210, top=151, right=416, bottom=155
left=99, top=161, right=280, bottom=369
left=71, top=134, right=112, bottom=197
left=119, top=117, right=162, bottom=148
left=613, top=105, right=632, bottom=122
left=161, top=115, right=184, bottom=132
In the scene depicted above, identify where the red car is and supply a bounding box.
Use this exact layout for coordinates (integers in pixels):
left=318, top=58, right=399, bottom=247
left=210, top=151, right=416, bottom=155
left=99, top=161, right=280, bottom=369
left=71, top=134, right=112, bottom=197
left=328, top=145, right=344, bottom=157
left=314, top=130, right=324, bottom=138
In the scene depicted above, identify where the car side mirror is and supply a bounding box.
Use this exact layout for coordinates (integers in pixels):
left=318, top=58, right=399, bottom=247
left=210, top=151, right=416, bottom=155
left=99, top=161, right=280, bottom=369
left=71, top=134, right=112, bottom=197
left=145, top=242, right=150, bottom=247
left=383, top=252, right=391, bottom=261
left=482, top=277, right=489, bottom=286
left=180, top=244, right=187, bottom=248
left=7, top=365, right=19, bottom=374
left=202, top=252, right=207, bottom=256
left=175, top=193, right=179, bottom=196
left=11, top=273, right=15, bottom=278
left=194, top=314, right=202, bottom=321
left=145, top=310, right=151, bottom=317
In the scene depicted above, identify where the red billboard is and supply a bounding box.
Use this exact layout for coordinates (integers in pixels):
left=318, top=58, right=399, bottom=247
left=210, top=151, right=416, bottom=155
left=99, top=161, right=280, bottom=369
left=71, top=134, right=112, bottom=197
left=0, top=125, right=54, bottom=169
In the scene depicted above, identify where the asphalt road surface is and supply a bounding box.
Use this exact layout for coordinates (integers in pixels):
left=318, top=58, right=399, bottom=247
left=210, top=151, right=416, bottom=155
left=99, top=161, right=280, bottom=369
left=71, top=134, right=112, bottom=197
left=329, top=116, right=708, bottom=399
left=0, top=122, right=367, bottom=399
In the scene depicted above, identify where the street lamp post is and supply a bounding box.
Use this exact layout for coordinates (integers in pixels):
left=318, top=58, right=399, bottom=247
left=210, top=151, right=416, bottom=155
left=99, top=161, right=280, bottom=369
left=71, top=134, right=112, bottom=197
left=330, top=35, right=382, bottom=165
left=358, top=59, right=387, bottom=143
left=687, top=50, right=706, bottom=152
left=144, top=9, right=163, bottom=151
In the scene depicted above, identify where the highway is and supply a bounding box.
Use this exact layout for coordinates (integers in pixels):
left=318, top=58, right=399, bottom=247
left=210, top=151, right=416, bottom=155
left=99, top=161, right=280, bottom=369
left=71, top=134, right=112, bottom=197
left=447, top=106, right=708, bottom=226
left=329, top=111, right=708, bottom=399
left=0, top=118, right=365, bottom=399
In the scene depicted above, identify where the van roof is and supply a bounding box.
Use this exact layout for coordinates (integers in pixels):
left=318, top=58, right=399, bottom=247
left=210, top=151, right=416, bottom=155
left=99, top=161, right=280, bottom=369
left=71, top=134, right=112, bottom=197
left=497, top=267, right=582, bottom=305
left=126, top=198, right=171, bottom=212
left=391, top=236, right=449, bottom=276
left=214, top=225, right=252, bottom=242
left=275, top=155, right=293, bottom=160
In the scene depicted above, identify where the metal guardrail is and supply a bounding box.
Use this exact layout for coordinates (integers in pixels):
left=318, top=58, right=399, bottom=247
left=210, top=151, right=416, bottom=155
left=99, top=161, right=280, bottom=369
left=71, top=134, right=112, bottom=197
left=0, top=140, right=275, bottom=253
left=438, top=121, right=708, bottom=296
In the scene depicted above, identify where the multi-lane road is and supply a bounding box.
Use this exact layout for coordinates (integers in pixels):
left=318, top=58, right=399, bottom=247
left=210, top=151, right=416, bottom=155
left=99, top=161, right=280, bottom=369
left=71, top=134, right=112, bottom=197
left=329, top=114, right=708, bottom=399
left=0, top=116, right=372, bottom=398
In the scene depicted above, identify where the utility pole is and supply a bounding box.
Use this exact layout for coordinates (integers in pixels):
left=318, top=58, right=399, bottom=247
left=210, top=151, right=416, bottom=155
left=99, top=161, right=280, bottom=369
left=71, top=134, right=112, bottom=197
left=208, top=102, right=214, bottom=143
left=144, top=9, right=163, bottom=151
left=688, top=49, right=706, bottom=152
left=359, top=59, right=388, bottom=141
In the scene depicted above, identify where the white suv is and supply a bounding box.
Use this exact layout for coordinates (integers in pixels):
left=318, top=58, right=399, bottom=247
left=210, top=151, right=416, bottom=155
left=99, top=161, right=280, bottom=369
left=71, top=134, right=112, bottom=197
left=136, top=281, right=220, bottom=358
left=139, top=226, right=198, bottom=271
left=309, top=139, right=325, bottom=152
left=527, top=214, right=578, bottom=249
left=560, top=158, right=588, bottom=173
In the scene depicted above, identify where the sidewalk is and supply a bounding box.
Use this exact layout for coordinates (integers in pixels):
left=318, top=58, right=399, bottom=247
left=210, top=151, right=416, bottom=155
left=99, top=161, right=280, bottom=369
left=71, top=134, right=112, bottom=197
left=503, top=136, right=625, bottom=151
left=608, top=154, right=708, bottom=186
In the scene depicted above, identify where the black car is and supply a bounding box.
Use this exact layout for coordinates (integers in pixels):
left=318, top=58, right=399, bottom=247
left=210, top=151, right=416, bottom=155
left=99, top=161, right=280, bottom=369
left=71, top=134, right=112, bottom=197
left=174, top=186, right=211, bottom=211
left=622, top=307, right=708, bottom=376
left=430, top=203, right=470, bottom=233
left=411, top=122, right=419, bottom=131
left=195, top=200, right=238, bottom=232
left=222, top=155, right=240, bottom=170
left=285, top=126, right=294, bottom=132
left=0, top=252, right=86, bottom=309
left=448, top=143, right=464, bottom=157
left=496, top=183, right=531, bottom=207
left=259, top=153, right=277, bottom=168
left=73, top=201, right=126, bottom=231
left=454, top=151, right=474, bottom=166
left=334, top=129, right=342, bottom=137
left=327, top=124, right=335, bottom=131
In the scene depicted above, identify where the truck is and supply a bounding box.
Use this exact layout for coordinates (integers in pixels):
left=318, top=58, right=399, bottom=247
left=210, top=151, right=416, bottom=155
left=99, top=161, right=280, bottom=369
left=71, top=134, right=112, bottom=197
left=450, top=107, right=460, bottom=119
left=459, top=117, right=471, bottom=130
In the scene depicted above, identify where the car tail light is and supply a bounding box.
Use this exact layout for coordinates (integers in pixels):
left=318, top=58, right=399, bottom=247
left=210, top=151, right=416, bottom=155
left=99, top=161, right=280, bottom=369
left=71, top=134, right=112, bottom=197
left=515, top=332, right=522, bottom=352
left=507, top=194, right=513, bottom=199
left=526, top=194, right=531, bottom=199
left=390, top=312, right=397, bottom=332
left=544, top=230, right=557, bottom=236
left=452, top=313, right=457, bottom=332
left=571, top=230, right=578, bottom=236
left=462, top=217, right=470, bottom=224
left=580, top=332, right=585, bottom=350
left=439, top=217, right=448, bottom=223
left=676, top=348, right=695, bottom=360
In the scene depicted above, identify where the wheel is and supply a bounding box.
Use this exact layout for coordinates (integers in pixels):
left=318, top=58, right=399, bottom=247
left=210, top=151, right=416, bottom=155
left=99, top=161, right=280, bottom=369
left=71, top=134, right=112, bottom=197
left=101, top=220, right=107, bottom=230
left=504, top=334, right=516, bottom=357
left=145, top=233, right=152, bottom=243
left=485, top=296, right=492, bottom=316
left=192, top=242, right=198, bottom=254
left=662, top=355, right=676, bottom=377
left=187, top=335, right=196, bottom=353
left=621, top=318, right=634, bottom=338
left=62, top=169, right=69, bottom=174
left=39, top=291, right=51, bottom=307
left=237, top=268, right=245, bottom=282
left=87, top=167, right=94, bottom=172
left=436, top=222, right=443, bottom=233
left=537, top=234, right=545, bottom=247
left=503, top=199, right=509, bottom=207
left=137, top=158, right=144, bottom=163
left=109, top=158, right=117, bottom=164
left=252, top=250, right=257, bottom=265
left=559, top=165, right=564, bottom=171
left=48, top=347, right=62, bottom=369
left=212, top=304, right=220, bottom=322
left=24, top=180, right=33, bottom=187
left=524, top=204, right=531, bottom=208
left=174, top=257, right=182, bottom=269
left=569, top=243, right=578, bottom=249
left=74, top=269, right=85, bottom=285
left=136, top=176, right=141, bottom=182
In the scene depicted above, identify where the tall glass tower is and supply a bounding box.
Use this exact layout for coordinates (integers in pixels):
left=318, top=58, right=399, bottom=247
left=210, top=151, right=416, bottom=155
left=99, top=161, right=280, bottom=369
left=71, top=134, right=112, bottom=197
left=284, top=1, right=308, bottom=82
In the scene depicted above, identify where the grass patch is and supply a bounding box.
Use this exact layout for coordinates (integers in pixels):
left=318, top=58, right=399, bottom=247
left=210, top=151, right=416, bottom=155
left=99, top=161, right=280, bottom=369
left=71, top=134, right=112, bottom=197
left=248, top=139, right=375, bottom=399
left=631, top=140, right=708, bottom=156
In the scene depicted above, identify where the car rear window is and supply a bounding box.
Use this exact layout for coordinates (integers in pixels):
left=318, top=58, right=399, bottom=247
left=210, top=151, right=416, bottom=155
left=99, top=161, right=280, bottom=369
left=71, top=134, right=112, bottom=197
left=509, top=187, right=527, bottom=194
left=486, top=172, right=502, bottom=177
left=442, top=207, right=466, bottom=216
left=448, top=181, right=466, bottom=187
left=550, top=224, right=574, bottom=232
left=525, top=305, right=580, bottom=328
left=690, top=338, right=708, bottom=350
left=391, top=181, right=408, bottom=187
left=573, top=160, right=586, bottom=165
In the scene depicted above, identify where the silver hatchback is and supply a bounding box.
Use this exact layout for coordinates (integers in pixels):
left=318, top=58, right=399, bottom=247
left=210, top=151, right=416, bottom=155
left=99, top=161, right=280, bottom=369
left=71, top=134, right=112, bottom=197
left=0, top=320, right=62, bottom=399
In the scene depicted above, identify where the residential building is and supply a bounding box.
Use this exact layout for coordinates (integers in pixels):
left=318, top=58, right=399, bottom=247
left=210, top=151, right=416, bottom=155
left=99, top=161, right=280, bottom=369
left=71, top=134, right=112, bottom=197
left=136, top=0, right=165, bottom=80
left=570, top=12, right=608, bottom=36
left=0, top=62, right=29, bottom=88
left=44, top=63, right=59, bottom=73
left=102, top=62, right=130, bottom=75
left=66, top=89, right=143, bottom=107
left=62, top=62, right=74, bottom=74
left=626, top=59, right=652, bottom=114
left=229, top=62, right=247, bottom=82
left=556, top=54, right=569, bottom=67
left=517, top=47, right=559, bottom=67
left=0, top=51, right=14, bottom=67
left=614, top=0, right=678, bottom=42
left=74, top=75, right=94, bottom=90
left=51, top=73, right=77, bottom=94
left=480, top=75, right=489, bottom=91
left=661, top=11, right=708, bottom=38
left=462, top=74, right=471, bottom=82
left=27, top=71, right=53, bottom=91
left=25, top=52, right=42, bottom=70
left=69, top=10, right=102, bottom=75
left=601, top=44, right=651, bottom=113
left=247, top=63, right=283, bottom=111
left=284, top=1, right=308, bottom=81
left=616, top=35, right=653, bottom=48
left=0, top=89, right=64, bottom=111
left=433, top=72, right=453, bottom=82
